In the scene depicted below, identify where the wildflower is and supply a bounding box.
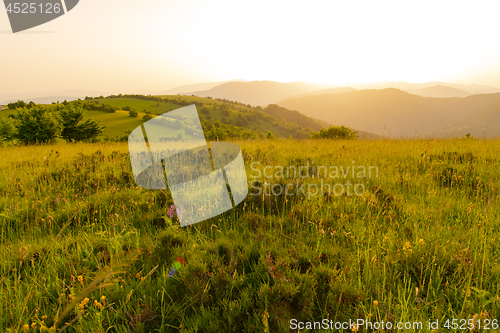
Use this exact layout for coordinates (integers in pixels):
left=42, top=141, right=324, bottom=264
left=101, top=295, right=106, bottom=304
left=419, top=239, right=425, bottom=245
left=68, top=294, right=73, bottom=302
left=168, top=205, right=175, bottom=219
left=31, top=322, right=36, bottom=329
left=176, top=207, right=184, bottom=220
left=373, top=300, right=379, bottom=306
left=78, top=297, right=90, bottom=310
left=352, top=323, right=359, bottom=332
left=77, top=275, right=83, bottom=284
left=22, top=324, right=29, bottom=332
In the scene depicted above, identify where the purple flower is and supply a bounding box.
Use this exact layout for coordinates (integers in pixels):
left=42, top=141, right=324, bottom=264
left=176, top=208, right=184, bottom=220
left=168, top=267, right=176, bottom=278
left=168, top=205, right=175, bottom=219
left=55, top=198, right=58, bottom=204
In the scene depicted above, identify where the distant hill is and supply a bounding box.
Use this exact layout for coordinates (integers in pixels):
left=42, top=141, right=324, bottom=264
left=406, top=85, right=472, bottom=98
left=159, top=80, right=247, bottom=95
left=278, top=88, right=500, bottom=138
left=0, top=90, right=108, bottom=105
left=433, top=102, right=500, bottom=137
left=274, top=87, right=357, bottom=103
left=351, top=81, right=500, bottom=95
left=184, top=81, right=333, bottom=106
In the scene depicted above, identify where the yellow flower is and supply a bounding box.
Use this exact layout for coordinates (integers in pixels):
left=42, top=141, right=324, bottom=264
left=22, top=324, right=29, bottom=332
left=101, top=295, right=106, bottom=304
left=31, top=322, right=36, bottom=329
left=419, top=239, right=424, bottom=245
left=68, top=294, right=73, bottom=302
left=352, top=323, right=359, bottom=332
left=77, top=275, right=83, bottom=284
left=373, top=300, right=379, bottom=306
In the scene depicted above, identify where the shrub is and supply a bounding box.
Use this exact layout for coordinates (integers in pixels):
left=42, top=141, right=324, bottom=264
left=59, top=106, right=105, bottom=142
left=143, top=114, right=153, bottom=121
left=310, top=125, right=358, bottom=140
left=0, top=118, right=16, bottom=143
left=129, top=110, right=138, bottom=117
left=15, top=106, right=62, bottom=144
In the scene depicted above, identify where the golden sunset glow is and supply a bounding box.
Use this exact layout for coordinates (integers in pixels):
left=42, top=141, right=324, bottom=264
left=1, top=0, right=500, bottom=94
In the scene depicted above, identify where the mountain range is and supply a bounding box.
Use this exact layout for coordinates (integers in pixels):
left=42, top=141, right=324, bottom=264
left=277, top=88, right=500, bottom=138
left=168, top=80, right=500, bottom=106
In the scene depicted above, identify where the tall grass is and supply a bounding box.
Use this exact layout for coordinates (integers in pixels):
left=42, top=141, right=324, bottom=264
left=1, top=138, right=499, bottom=332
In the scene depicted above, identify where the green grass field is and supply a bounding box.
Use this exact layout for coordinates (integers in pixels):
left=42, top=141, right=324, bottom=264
left=1, top=138, right=499, bottom=332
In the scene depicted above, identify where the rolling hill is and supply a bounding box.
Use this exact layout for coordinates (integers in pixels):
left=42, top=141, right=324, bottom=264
left=1, top=95, right=383, bottom=141
left=434, top=102, right=500, bottom=137
left=278, top=88, right=500, bottom=138
left=274, top=87, right=357, bottom=103
left=0, top=95, right=330, bottom=140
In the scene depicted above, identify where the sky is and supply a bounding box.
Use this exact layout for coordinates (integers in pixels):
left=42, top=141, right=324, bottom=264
left=1, top=0, right=500, bottom=96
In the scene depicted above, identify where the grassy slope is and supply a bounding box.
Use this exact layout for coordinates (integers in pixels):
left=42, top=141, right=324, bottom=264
left=1, top=96, right=383, bottom=140
left=1, top=138, right=499, bottom=332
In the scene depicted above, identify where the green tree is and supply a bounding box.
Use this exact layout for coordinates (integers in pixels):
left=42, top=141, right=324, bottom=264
left=0, top=118, right=16, bottom=144
left=129, top=110, right=138, bottom=117
left=15, top=106, right=61, bottom=144
left=59, top=106, right=105, bottom=142
left=143, top=114, right=153, bottom=121
left=7, top=100, right=27, bottom=109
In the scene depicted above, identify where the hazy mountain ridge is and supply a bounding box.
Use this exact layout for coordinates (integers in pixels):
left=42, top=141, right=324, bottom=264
left=159, top=80, right=248, bottom=95
left=274, top=87, right=357, bottom=103
left=182, top=81, right=333, bottom=106
left=278, top=88, right=500, bottom=138
left=172, top=80, right=500, bottom=107
left=406, top=85, right=472, bottom=98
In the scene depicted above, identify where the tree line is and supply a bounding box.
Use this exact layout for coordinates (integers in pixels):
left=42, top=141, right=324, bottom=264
left=0, top=104, right=104, bottom=144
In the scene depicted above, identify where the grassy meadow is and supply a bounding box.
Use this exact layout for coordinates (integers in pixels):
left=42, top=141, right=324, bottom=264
left=1, top=138, right=500, bottom=332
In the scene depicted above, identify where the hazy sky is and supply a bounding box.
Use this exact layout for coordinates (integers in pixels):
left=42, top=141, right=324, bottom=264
left=1, top=0, right=500, bottom=95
